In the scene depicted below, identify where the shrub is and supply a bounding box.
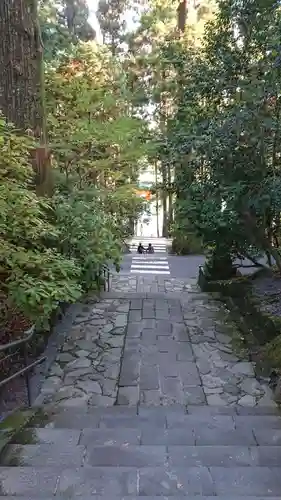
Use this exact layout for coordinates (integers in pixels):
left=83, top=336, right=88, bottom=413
left=0, top=119, right=82, bottom=326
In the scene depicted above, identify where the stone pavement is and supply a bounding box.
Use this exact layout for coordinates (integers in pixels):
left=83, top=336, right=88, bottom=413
left=37, top=277, right=273, bottom=408
left=1, top=274, right=281, bottom=498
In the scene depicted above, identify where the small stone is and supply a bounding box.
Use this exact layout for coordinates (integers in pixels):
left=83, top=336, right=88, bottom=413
left=216, top=333, right=232, bottom=344
left=41, top=377, right=61, bottom=394
left=90, top=319, right=106, bottom=326
left=57, top=352, right=75, bottom=363
left=62, top=344, right=73, bottom=352
left=184, top=386, right=206, bottom=405
left=49, top=363, right=63, bottom=377
left=196, top=359, right=211, bottom=375
left=108, top=336, right=124, bottom=348
left=117, top=386, right=139, bottom=405
left=64, top=367, right=93, bottom=379
left=238, top=394, right=256, bottom=406
left=220, top=351, right=239, bottom=363
left=111, top=327, right=125, bottom=336
left=257, top=393, right=276, bottom=407
left=217, top=344, right=233, bottom=354
left=76, top=350, right=90, bottom=358
left=212, top=359, right=228, bottom=369
left=223, top=383, right=240, bottom=396
left=240, top=378, right=264, bottom=396
left=231, top=362, right=255, bottom=377
left=103, top=365, right=120, bottom=380
left=88, top=394, right=115, bottom=406
left=77, top=380, right=102, bottom=394
left=59, top=396, right=88, bottom=408
left=204, top=386, right=223, bottom=395
left=115, top=314, right=128, bottom=327
left=66, top=358, right=91, bottom=370
left=101, top=379, right=117, bottom=396
left=207, top=394, right=228, bottom=406
left=75, top=340, right=95, bottom=350
left=116, top=304, right=130, bottom=312
left=103, top=324, right=114, bottom=333
left=55, top=386, right=84, bottom=400
left=202, top=374, right=224, bottom=389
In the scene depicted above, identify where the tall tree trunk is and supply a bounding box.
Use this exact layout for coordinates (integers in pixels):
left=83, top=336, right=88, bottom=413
left=177, top=0, right=187, bottom=32
left=161, top=162, right=168, bottom=237
left=155, top=162, right=160, bottom=237
left=167, top=162, right=173, bottom=235
left=0, top=0, right=44, bottom=136
left=0, top=0, right=51, bottom=194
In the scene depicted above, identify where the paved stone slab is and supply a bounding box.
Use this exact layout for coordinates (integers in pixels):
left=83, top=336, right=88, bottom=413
left=11, top=428, right=81, bottom=446
left=80, top=428, right=141, bottom=446
left=99, top=414, right=166, bottom=429
left=86, top=445, right=167, bottom=466
left=167, top=445, right=257, bottom=466
left=2, top=444, right=85, bottom=467
left=194, top=426, right=257, bottom=446
left=138, top=466, right=215, bottom=496
left=253, top=428, right=281, bottom=446
left=0, top=467, right=59, bottom=496
left=141, top=428, right=195, bottom=445
left=166, top=414, right=235, bottom=430
left=210, top=466, right=281, bottom=495
left=57, top=467, right=138, bottom=496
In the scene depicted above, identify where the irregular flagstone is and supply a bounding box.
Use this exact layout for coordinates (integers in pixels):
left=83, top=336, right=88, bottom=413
left=37, top=275, right=275, bottom=410
left=36, top=298, right=129, bottom=406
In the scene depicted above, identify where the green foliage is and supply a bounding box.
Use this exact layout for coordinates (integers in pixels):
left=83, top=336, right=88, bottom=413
left=39, top=0, right=95, bottom=61
left=171, top=226, right=203, bottom=255
left=53, top=188, right=122, bottom=290
left=161, top=0, right=281, bottom=273
left=0, top=119, right=82, bottom=324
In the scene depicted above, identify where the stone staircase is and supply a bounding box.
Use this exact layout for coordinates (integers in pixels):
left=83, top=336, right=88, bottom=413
left=1, top=274, right=281, bottom=498
left=1, top=403, right=281, bottom=497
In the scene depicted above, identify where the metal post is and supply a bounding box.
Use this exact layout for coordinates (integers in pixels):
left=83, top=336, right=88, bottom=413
left=23, top=343, right=31, bottom=406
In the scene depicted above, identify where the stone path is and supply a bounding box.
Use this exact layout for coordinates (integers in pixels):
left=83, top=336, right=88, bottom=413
left=38, top=296, right=130, bottom=407
left=1, top=273, right=281, bottom=498
left=37, top=277, right=273, bottom=408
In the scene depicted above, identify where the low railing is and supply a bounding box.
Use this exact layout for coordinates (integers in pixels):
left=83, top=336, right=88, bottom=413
left=100, top=264, right=110, bottom=292
left=0, top=326, right=46, bottom=407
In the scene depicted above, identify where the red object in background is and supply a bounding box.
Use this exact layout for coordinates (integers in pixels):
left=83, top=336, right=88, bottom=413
left=136, top=189, right=151, bottom=200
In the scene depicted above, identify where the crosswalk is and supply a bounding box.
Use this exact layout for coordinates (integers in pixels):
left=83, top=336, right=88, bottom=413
left=130, top=255, right=170, bottom=276
left=128, top=237, right=171, bottom=275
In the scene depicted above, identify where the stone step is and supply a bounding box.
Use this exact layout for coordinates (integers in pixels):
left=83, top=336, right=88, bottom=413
left=2, top=498, right=281, bottom=500
left=3, top=442, right=281, bottom=468
left=1, top=465, right=281, bottom=496
left=10, top=422, right=281, bottom=447
left=27, top=405, right=281, bottom=439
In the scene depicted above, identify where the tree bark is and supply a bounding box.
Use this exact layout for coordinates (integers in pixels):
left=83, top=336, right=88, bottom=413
left=0, top=0, right=51, bottom=194
left=161, top=161, right=168, bottom=237
left=155, top=162, right=160, bottom=238
left=177, top=0, right=187, bottom=32
left=167, top=162, right=173, bottom=235
left=0, top=0, right=44, bottom=136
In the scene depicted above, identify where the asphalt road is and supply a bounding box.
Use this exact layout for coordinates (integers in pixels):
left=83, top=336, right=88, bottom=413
left=117, top=253, right=204, bottom=278
left=117, top=251, right=264, bottom=279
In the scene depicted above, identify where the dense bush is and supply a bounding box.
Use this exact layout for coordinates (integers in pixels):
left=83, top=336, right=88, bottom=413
left=171, top=230, right=203, bottom=255
left=0, top=119, right=82, bottom=325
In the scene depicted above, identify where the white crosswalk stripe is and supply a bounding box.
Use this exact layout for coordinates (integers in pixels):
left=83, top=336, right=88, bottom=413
left=130, top=255, right=170, bottom=275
